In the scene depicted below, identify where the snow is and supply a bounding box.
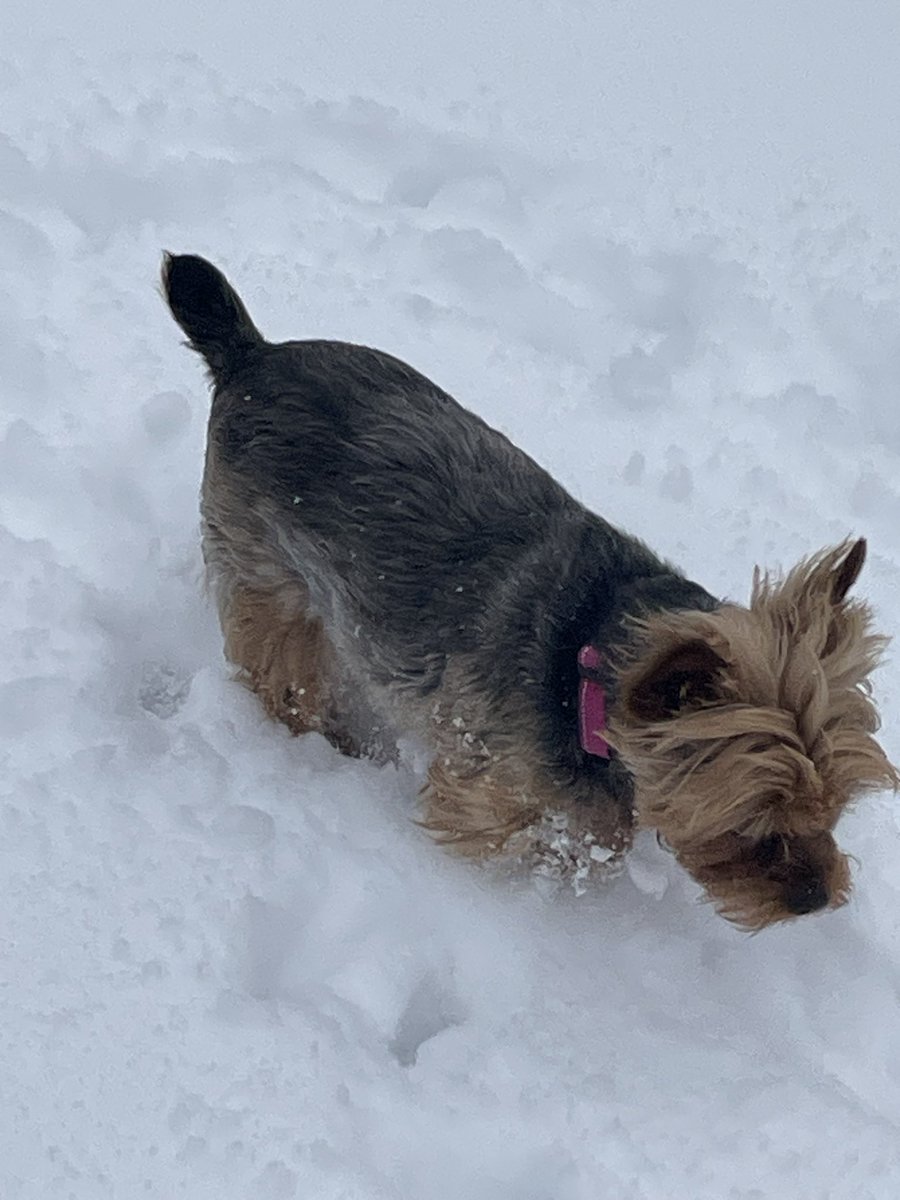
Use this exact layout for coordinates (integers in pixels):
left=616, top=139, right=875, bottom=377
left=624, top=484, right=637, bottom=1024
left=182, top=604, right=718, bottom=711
left=3, top=3, right=900, bottom=1197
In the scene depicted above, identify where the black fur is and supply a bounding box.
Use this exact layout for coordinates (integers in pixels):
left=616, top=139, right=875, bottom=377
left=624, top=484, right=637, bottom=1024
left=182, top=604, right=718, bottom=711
left=162, top=253, right=262, bottom=380
left=163, top=253, right=718, bottom=839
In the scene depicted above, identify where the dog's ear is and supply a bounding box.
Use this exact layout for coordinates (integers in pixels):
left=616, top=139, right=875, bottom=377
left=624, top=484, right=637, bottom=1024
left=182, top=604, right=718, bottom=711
left=830, top=537, right=866, bottom=603
left=626, top=640, right=727, bottom=723
left=753, top=537, right=869, bottom=627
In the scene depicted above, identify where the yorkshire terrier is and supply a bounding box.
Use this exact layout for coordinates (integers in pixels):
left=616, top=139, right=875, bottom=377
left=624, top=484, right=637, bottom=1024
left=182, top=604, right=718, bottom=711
left=162, top=252, right=897, bottom=930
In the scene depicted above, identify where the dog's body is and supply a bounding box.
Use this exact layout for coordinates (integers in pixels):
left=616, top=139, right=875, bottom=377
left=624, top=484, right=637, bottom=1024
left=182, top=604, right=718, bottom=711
left=163, top=253, right=896, bottom=929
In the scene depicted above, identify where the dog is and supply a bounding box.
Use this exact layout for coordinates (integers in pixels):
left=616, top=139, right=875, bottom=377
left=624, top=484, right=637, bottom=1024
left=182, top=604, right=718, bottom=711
left=162, top=252, right=897, bottom=930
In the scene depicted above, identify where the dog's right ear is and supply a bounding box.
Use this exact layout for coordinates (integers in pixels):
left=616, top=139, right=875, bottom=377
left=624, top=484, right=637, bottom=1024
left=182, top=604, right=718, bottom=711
left=625, top=640, right=727, bottom=723
left=830, top=537, right=866, bottom=604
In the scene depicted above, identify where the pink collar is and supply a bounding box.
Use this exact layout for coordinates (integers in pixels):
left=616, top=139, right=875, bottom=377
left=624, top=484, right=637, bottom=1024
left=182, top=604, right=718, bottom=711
left=578, top=644, right=611, bottom=758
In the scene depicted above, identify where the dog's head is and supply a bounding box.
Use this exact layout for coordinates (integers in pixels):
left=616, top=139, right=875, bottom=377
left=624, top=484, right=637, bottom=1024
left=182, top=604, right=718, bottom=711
left=608, top=539, right=897, bottom=930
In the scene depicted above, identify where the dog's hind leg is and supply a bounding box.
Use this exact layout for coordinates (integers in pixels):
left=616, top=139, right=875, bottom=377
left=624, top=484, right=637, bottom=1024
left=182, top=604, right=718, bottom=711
left=220, top=583, right=360, bottom=756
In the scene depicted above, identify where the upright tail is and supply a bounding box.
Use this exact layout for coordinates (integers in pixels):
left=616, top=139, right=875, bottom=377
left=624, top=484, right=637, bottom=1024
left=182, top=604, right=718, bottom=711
left=161, top=252, right=264, bottom=381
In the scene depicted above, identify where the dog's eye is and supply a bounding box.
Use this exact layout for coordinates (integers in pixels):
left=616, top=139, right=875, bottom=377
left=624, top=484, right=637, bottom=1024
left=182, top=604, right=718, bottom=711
left=660, top=678, right=683, bottom=712
left=662, top=673, right=704, bottom=713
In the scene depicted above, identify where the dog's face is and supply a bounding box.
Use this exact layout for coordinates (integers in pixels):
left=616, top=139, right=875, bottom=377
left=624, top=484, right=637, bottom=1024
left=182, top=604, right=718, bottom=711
left=609, top=539, right=897, bottom=930
left=670, top=829, right=851, bottom=929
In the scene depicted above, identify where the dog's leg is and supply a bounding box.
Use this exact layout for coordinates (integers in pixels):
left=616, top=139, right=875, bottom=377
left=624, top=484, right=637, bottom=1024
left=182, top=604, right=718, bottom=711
left=421, top=754, right=540, bottom=858
left=220, top=584, right=359, bottom=755
left=422, top=735, right=634, bottom=876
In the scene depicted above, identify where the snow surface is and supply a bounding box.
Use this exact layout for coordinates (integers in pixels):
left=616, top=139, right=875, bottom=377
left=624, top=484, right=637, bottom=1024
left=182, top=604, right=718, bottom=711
left=3, top=4, right=900, bottom=1198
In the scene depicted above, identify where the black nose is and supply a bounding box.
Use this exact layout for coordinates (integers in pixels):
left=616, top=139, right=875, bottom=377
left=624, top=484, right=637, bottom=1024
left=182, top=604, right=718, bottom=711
left=784, top=878, right=830, bottom=915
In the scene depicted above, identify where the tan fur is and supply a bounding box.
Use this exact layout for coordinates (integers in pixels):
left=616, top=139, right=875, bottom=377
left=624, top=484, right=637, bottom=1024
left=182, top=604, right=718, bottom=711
left=422, top=756, right=541, bottom=857
left=421, top=756, right=633, bottom=866
left=609, top=541, right=898, bottom=928
left=222, top=584, right=356, bottom=752
left=416, top=682, right=545, bottom=857
left=678, top=832, right=852, bottom=932
left=421, top=683, right=633, bottom=861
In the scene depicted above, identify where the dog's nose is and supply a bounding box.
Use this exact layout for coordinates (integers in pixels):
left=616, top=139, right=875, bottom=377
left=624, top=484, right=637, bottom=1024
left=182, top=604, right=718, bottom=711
left=784, top=878, right=829, bottom=915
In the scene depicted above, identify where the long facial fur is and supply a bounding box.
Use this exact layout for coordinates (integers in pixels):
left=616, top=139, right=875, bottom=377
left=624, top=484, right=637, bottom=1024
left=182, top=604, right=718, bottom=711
left=608, top=540, right=898, bottom=928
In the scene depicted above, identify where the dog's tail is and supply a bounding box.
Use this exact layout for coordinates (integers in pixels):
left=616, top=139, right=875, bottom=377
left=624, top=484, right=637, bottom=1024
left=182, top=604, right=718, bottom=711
left=161, top=252, right=264, bottom=382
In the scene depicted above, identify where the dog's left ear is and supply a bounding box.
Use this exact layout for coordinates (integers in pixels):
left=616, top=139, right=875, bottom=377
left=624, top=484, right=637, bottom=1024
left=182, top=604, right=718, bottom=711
left=626, top=640, right=727, bottom=723
left=831, top=537, right=866, bottom=604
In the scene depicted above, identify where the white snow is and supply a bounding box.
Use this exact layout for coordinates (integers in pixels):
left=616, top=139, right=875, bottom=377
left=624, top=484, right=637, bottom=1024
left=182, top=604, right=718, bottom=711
left=3, top=4, right=900, bottom=1197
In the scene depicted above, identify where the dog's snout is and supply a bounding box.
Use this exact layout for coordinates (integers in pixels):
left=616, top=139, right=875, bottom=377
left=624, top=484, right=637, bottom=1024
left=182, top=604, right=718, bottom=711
left=784, top=878, right=829, bottom=915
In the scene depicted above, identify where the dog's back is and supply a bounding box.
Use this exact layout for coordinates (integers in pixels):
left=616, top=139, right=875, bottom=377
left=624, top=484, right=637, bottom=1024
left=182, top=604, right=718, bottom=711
left=162, top=253, right=565, bottom=515
left=162, top=253, right=627, bottom=727
left=161, top=254, right=605, bottom=641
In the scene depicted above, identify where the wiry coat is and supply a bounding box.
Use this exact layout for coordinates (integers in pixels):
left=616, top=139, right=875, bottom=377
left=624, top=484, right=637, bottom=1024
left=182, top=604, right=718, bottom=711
left=163, top=253, right=896, bottom=929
